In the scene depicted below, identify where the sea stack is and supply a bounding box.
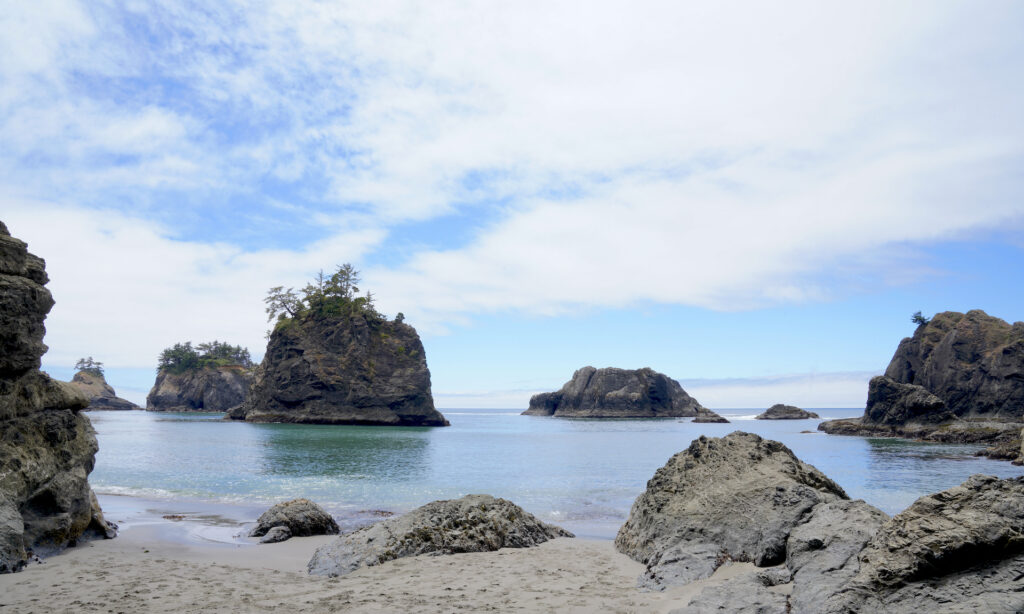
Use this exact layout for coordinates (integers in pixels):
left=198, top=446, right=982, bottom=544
left=234, top=282, right=447, bottom=426
left=0, top=221, right=116, bottom=573
left=68, top=371, right=139, bottom=411
left=523, top=366, right=723, bottom=420
left=147, top=365, right=251, bottom=412
left=756, top=404, right=820, bottom=420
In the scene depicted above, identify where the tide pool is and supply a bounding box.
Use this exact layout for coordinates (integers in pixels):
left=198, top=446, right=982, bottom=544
left=88, top=408, right=1024, bottom=538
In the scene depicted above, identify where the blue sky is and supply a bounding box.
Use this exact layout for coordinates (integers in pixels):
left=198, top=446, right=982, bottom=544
left=4, top=1, right=1024, bottom=408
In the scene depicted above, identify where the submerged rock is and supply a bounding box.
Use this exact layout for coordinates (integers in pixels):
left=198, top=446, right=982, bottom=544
left=885, top=310, right=1024, bottom=420
left=308, top=494, right=572, bottom=577
left=523, top=366, right=723, bottom=420
left=614, top=432, right=847, bottom=589
left=756, top=404, right=820, bottom=420
left=0, top=222, right=115, bottom=573
left=823, top=474, right=1024, bottom=613
left=146, top=365, right=252, bottom=412
left=68, top=371, right=139, bottom=411
left=249, top=498, right=339, bottom=541
left=236, top=311, right=448, bottom=426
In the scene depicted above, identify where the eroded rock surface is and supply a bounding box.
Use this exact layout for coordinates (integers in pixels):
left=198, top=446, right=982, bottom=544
left=823, top=474, right=1024, bottom=613
left=308, top=494, right=572, bottom=577
left=147, top=365, right=251, bottom=412
left=885, top=310, right=1024, bottom=420
left=786, top=499, right=889, bottom=614
left=69, top=371, right=139, bottom=411
left=0, top=222, right=115, bottom=573
left=614, top=432, right=847, bottom=589
left=669, top=567, right=792, bottom=614
left=523, top=366, right=722, bottom=420
left=756, top=404, right=820, bottom=420
left=236, top=312, right=448, bottom=426
left=249, top=498, right=339, bottom=541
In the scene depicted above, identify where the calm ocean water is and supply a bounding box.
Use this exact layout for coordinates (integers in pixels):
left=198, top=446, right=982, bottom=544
left=88, top=408, right=1024, bottom=539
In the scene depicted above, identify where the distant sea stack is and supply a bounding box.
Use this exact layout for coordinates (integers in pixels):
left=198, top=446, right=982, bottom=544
left=0, top=222, right=116, bottom=573
left=756, top=404, right=819, bottom=420
left=233, top=266, right=448, bottom=426
left=146, top=341, right=254, bottom=412
left=68, top=370, right=139, bottom=411
left=884, top=310, right=1024, bottom=420
left=523, top=366, right=724, bottom=420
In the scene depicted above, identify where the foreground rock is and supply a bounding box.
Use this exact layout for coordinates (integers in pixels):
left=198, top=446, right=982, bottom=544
left=147, top=365, right=252, bottom=412
left=249, top=499, right=339, bottom=542
left=68, top=371, right=139, bottom=411
left=756, top=404, right=819, bottom=420
left=819, top=376, right=1020, bottom=448
left=822, top=474, right=1024, bottom=613
left=308, top=494, right=572, bottom=577
left=786, top=499, right=889, bottom=614
left=235, top=309, right=448, bottom=426
left=0, top=222, right=115, bottom=573
left=523, top=366, right=724, bottom=421
left=671, top=567, right=792, bottom=614
left=885, top=310, right=1024, bottom=420
left=614, top=432, right=847, bottom=589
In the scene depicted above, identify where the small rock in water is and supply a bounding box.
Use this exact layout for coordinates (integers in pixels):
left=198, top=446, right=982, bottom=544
left=249, top=499, right=339, bottom=538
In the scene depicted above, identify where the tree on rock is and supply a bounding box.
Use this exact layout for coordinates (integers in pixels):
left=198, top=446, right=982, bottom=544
left=74, top=357, right=104, bottom=376
left=911, top=311, right=929, bottom=326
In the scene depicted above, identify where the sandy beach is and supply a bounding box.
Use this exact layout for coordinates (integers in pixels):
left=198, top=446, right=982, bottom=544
left=0, top=501, right=774, bottom=614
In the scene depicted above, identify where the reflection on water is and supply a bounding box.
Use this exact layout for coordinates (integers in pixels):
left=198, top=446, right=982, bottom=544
left=89, top=408, right=1024, bottom=538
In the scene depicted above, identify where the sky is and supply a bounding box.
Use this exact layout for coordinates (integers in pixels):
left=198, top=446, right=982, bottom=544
left=3, top=1, right=1024, bottom=409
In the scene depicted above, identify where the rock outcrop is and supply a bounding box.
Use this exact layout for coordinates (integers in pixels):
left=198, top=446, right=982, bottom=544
left=885, top=310, right=1024, bottom=420
left=670, top=567, right=792, bottom=614
left=146, top=365, right=251, bottom=412
left=249, top=498, right=339, bottom=542
left=68, top=371, right=139, bottom=411
left=0, top=222, right=116, bottom=573
left=819, top=376, right=1020, bottom=447
left=692, top=414, right=730, bottom=423
left=614, top=432, right=847, bottom=589
left=756, top=404, right=820, bottom=420
left=523, top=366, right=723, bottom=420
left=308, top=494, right=572, bottom=577
left=235, top=311, right=448, bottom=426
left=822, top=474, right=1024, bottom=613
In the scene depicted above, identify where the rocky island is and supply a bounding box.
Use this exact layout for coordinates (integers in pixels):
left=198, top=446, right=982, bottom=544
left=146, top=341, right=253, bottom=412
left=522, top=366, right=726, bottom=420
left=756, top=403, right=819, bottom=420
left=67, top=358, right=139, bottom=411
left=230, top=266, right=448, bottom=426
left=0, top=222, right=116, bottom=573
left=820, top=310, right=1024, bottom=455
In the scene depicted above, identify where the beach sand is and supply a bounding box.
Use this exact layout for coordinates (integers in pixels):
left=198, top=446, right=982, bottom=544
left=0, top=519, right=771, bottom=613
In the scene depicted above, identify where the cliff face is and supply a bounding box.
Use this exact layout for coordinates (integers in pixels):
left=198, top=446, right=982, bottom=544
left=885, top=310, right=1024, bottom=420
left=522, top=366, right=716, bottom=419
left=69, top=371, right=139, bottom=411
left=146, top=365, right=251, bottom=412
left=236, top=312, right=448, bottom=426
left=0, top=222, right=115, bottom=573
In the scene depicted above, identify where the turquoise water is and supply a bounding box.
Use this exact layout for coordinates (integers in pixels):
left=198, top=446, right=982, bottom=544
left=88, top=408, right=1024, bottom=539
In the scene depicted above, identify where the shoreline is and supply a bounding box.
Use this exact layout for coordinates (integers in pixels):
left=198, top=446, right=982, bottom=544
left=0, top=500, right=763, bottom=613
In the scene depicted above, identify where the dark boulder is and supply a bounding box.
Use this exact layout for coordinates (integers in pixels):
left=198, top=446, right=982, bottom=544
left=523, top=366, right=720, bottom=420
left=823, top=474, right=1024, bottom=613
left=614, top=432, right=847, bottom=589
left=308, top=494, right=572, bottom=577
left=756, top=404, right=820, bottom=420
left=249, top=499, right=338, bottom=542
left=235, top=312, right=447, bottom=426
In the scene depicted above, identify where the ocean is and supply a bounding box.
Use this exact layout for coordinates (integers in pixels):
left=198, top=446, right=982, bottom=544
left=88, top=408, right=1024, bottom=540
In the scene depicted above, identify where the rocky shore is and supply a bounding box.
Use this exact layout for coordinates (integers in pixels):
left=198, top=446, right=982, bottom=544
left=0, top=222, right=115, bottom=573
left=523, top=366, right=726, bottom=421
